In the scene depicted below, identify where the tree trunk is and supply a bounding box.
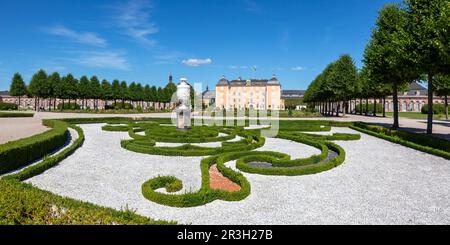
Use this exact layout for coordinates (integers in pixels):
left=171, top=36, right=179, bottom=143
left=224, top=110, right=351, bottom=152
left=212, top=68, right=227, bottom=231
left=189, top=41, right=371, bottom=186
left=426, top=72, right=433, bottom=134
left=393, top=83, right=399, bottom=129
left=365, top=99, right=369, bottom=116
left=359, top=98, right=363, bottom=115
left=445, top=95, right=448, bottom=120
left=383, top=97, right=386, bottom=117
left=373, top=98, right=377, bottom=117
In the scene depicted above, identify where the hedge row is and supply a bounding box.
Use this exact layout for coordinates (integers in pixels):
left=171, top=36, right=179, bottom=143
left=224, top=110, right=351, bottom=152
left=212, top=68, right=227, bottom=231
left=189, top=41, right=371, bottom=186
left=122, top=134, right=265, bottom=157
left=0, top=112, right=34, bottom=118
left=4, top=125, right=84, bottom=181
left=141, top=151, right=252, bottom=207
left=0, top=120, right=69, bottom=174
left=0, top=178, right=174, bottom=225
left=0, top=102, right=18, bottom=110
left=350, top=123, right=450, bottom=160
left=236, top=142, right=346, bottom=176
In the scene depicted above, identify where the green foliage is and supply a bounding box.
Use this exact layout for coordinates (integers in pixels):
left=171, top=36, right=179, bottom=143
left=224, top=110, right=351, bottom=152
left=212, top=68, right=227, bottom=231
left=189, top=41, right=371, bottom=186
left=355, top=103, right=383, bottom=114
left=0, top=178, right=174, bottom=225
left=0, top=102, right=18, bottom=110
left=0, top=120, right=68, bottom=174
left=0, top=112, right=34, bottom=118
left=421, top=104, right=446, bottom=115
left=57, top=102, right=80, bottom=110
left=351, top=122, right=450, bottom=159
left=284, top=98, right=304, bottom=110
left=9, top=73, right=27, bottom=98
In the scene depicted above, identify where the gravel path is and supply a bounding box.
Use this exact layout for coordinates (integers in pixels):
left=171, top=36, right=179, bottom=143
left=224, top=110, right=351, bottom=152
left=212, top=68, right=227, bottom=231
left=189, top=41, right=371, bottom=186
left=26, top=125, right=450, bottom=224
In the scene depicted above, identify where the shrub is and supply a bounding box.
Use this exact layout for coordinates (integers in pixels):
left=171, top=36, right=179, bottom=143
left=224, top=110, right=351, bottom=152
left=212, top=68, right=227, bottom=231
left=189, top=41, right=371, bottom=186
left=105, top=102, right=134, bottom=110
left=0, top=179, right=174, bottom=225
left=355, top=103, right=383, bottom=114
left=0, top=112, right=34, bottom=118
left=351, top=122, right=450, bottom=159
left=421, top=104, right=445, bottom=114
left=0, top=120, right=68, bottom=174
left=0, top=102, right=18, bottom=110
left=57, top=103, right=80, bottom=110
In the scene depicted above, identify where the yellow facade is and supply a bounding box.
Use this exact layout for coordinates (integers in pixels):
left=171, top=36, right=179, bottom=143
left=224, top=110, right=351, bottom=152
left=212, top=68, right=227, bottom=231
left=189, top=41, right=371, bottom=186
left=215, top=76, right=283, bottom=110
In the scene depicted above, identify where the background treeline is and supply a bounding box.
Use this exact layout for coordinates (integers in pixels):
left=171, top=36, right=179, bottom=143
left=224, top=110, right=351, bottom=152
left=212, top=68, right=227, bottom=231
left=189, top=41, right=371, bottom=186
left=8, top=70, right=177, bottom=111
left=304, top=0, right=449, bottom=134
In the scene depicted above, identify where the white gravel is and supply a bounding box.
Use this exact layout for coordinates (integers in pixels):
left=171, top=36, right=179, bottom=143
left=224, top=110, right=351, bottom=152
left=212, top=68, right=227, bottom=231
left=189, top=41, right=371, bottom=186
left=26, top=125, right=450, bottom=224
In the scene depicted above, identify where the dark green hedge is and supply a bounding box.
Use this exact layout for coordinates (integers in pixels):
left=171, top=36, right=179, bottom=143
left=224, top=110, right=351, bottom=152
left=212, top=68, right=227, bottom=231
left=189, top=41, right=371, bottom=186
left=57, top=102, right=80, bottom=110
left=0, top=112, right=34, bottom=118
left=0, top=120, right=69, bottom=174
left=351, top=122, right=450, bottom=160
left=421, top=104, right=446, bottom=114
left=0, top=102, right=18, bottom=110
left=236, top=142, right=346, bottom=176
left=141, top=151, right=252, bottom=207
left=5, top=125, right=84, bottom=181
left=0, top=178, right=174, bottom=225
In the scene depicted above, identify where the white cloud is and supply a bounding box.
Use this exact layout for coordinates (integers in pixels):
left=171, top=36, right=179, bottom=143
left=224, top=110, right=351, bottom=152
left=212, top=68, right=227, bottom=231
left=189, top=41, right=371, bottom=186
left=113, top=0, right=158, bottom=47
left=75, top=52, right=130, bottom=70
left=229, top=65, right=249, bottom=69
left=291, top=66, right=306, bottom=71
left=182, top=58, right=212, bottom=67
left=46, top=25, right=106, bottom=47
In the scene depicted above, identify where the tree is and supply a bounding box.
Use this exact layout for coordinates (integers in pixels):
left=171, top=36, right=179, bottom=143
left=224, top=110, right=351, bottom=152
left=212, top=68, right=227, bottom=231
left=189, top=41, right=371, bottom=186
left=101, top=79, right=112, bottom=109
left=90, top=76, right=101, bottom=110
left=29, top=70, right=48, bottom=111
left=78, top=76, right=90, bottom=109
left=120, top=81, right=128, bottom=108
left=405, top=0, right=450, bottom=134
left=62, top=74, right=78, bottom=108
left=136, top=83, right=144, bottom=107
left=144, top=84, right=151, bottom=107
left=111, top=80, right=121, bottom=105
left=363, top=4, right=418, bottom=129
left=128, top=82, right=137, bottom=107
left=434, top=74, right=450, bottom=120
left=9, top=73, right=27, bottom=107
left=150, top=86, right=158, bottom=103
left=48, top=72, right=61, bottom=110
left=328, top=54, right=358, bottom=115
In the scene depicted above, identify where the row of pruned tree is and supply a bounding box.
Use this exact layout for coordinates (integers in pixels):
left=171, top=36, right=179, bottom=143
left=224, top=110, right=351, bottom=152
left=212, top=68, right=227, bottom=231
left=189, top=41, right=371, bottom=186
left=9, top=70, right=177, bottom=111
left=304, top=0, right=449, bottom=134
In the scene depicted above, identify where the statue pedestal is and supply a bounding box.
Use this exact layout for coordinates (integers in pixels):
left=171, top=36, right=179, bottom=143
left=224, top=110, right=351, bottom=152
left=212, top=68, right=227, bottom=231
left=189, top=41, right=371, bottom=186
left=177, top=105, right=191, bottom=130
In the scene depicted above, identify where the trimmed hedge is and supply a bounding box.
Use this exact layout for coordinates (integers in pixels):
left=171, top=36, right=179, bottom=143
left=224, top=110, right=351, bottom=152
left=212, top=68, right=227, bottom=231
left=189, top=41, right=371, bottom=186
left=0, top=178, right=174, bottom=225
left=235, top=142, right=346, bottom=176
left=0, top=102, right=18, bottom=110
left=0, top=112, right=34, bottom=118
left=141, top=151, right=252, bottom=207
left=4, top=124, right=84, bottom=181
left=350, top=122, right=450, bottom=160
left=57, top=102, right=80, bottom=110
left=421, top=103, right=446, bottom=114
left=0, top=120, right=69, bottom=174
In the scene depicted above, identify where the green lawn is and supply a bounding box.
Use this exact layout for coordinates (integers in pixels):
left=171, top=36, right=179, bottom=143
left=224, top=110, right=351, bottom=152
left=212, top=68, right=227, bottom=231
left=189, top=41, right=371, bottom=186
left=385, top=112, right=446, bottom=120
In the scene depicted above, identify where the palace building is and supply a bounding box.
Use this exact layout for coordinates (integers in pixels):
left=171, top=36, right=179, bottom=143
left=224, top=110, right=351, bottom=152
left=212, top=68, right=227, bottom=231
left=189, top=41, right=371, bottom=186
left=215, top=75, right=284, bottom=110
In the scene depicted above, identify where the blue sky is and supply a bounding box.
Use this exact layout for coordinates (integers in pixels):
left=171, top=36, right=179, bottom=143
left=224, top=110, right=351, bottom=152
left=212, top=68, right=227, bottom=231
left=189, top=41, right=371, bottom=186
left=0, top=0, right=401, bottom=91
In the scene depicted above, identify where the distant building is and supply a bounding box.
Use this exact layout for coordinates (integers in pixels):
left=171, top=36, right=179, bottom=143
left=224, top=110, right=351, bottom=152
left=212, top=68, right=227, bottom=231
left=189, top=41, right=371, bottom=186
left=354, top=82, right=445, bottom=112
left=215, top=75, right=284, bottom=110
left=281, top=90, right=306, bottom=99
left=202, top=86, right=215, bottom=108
